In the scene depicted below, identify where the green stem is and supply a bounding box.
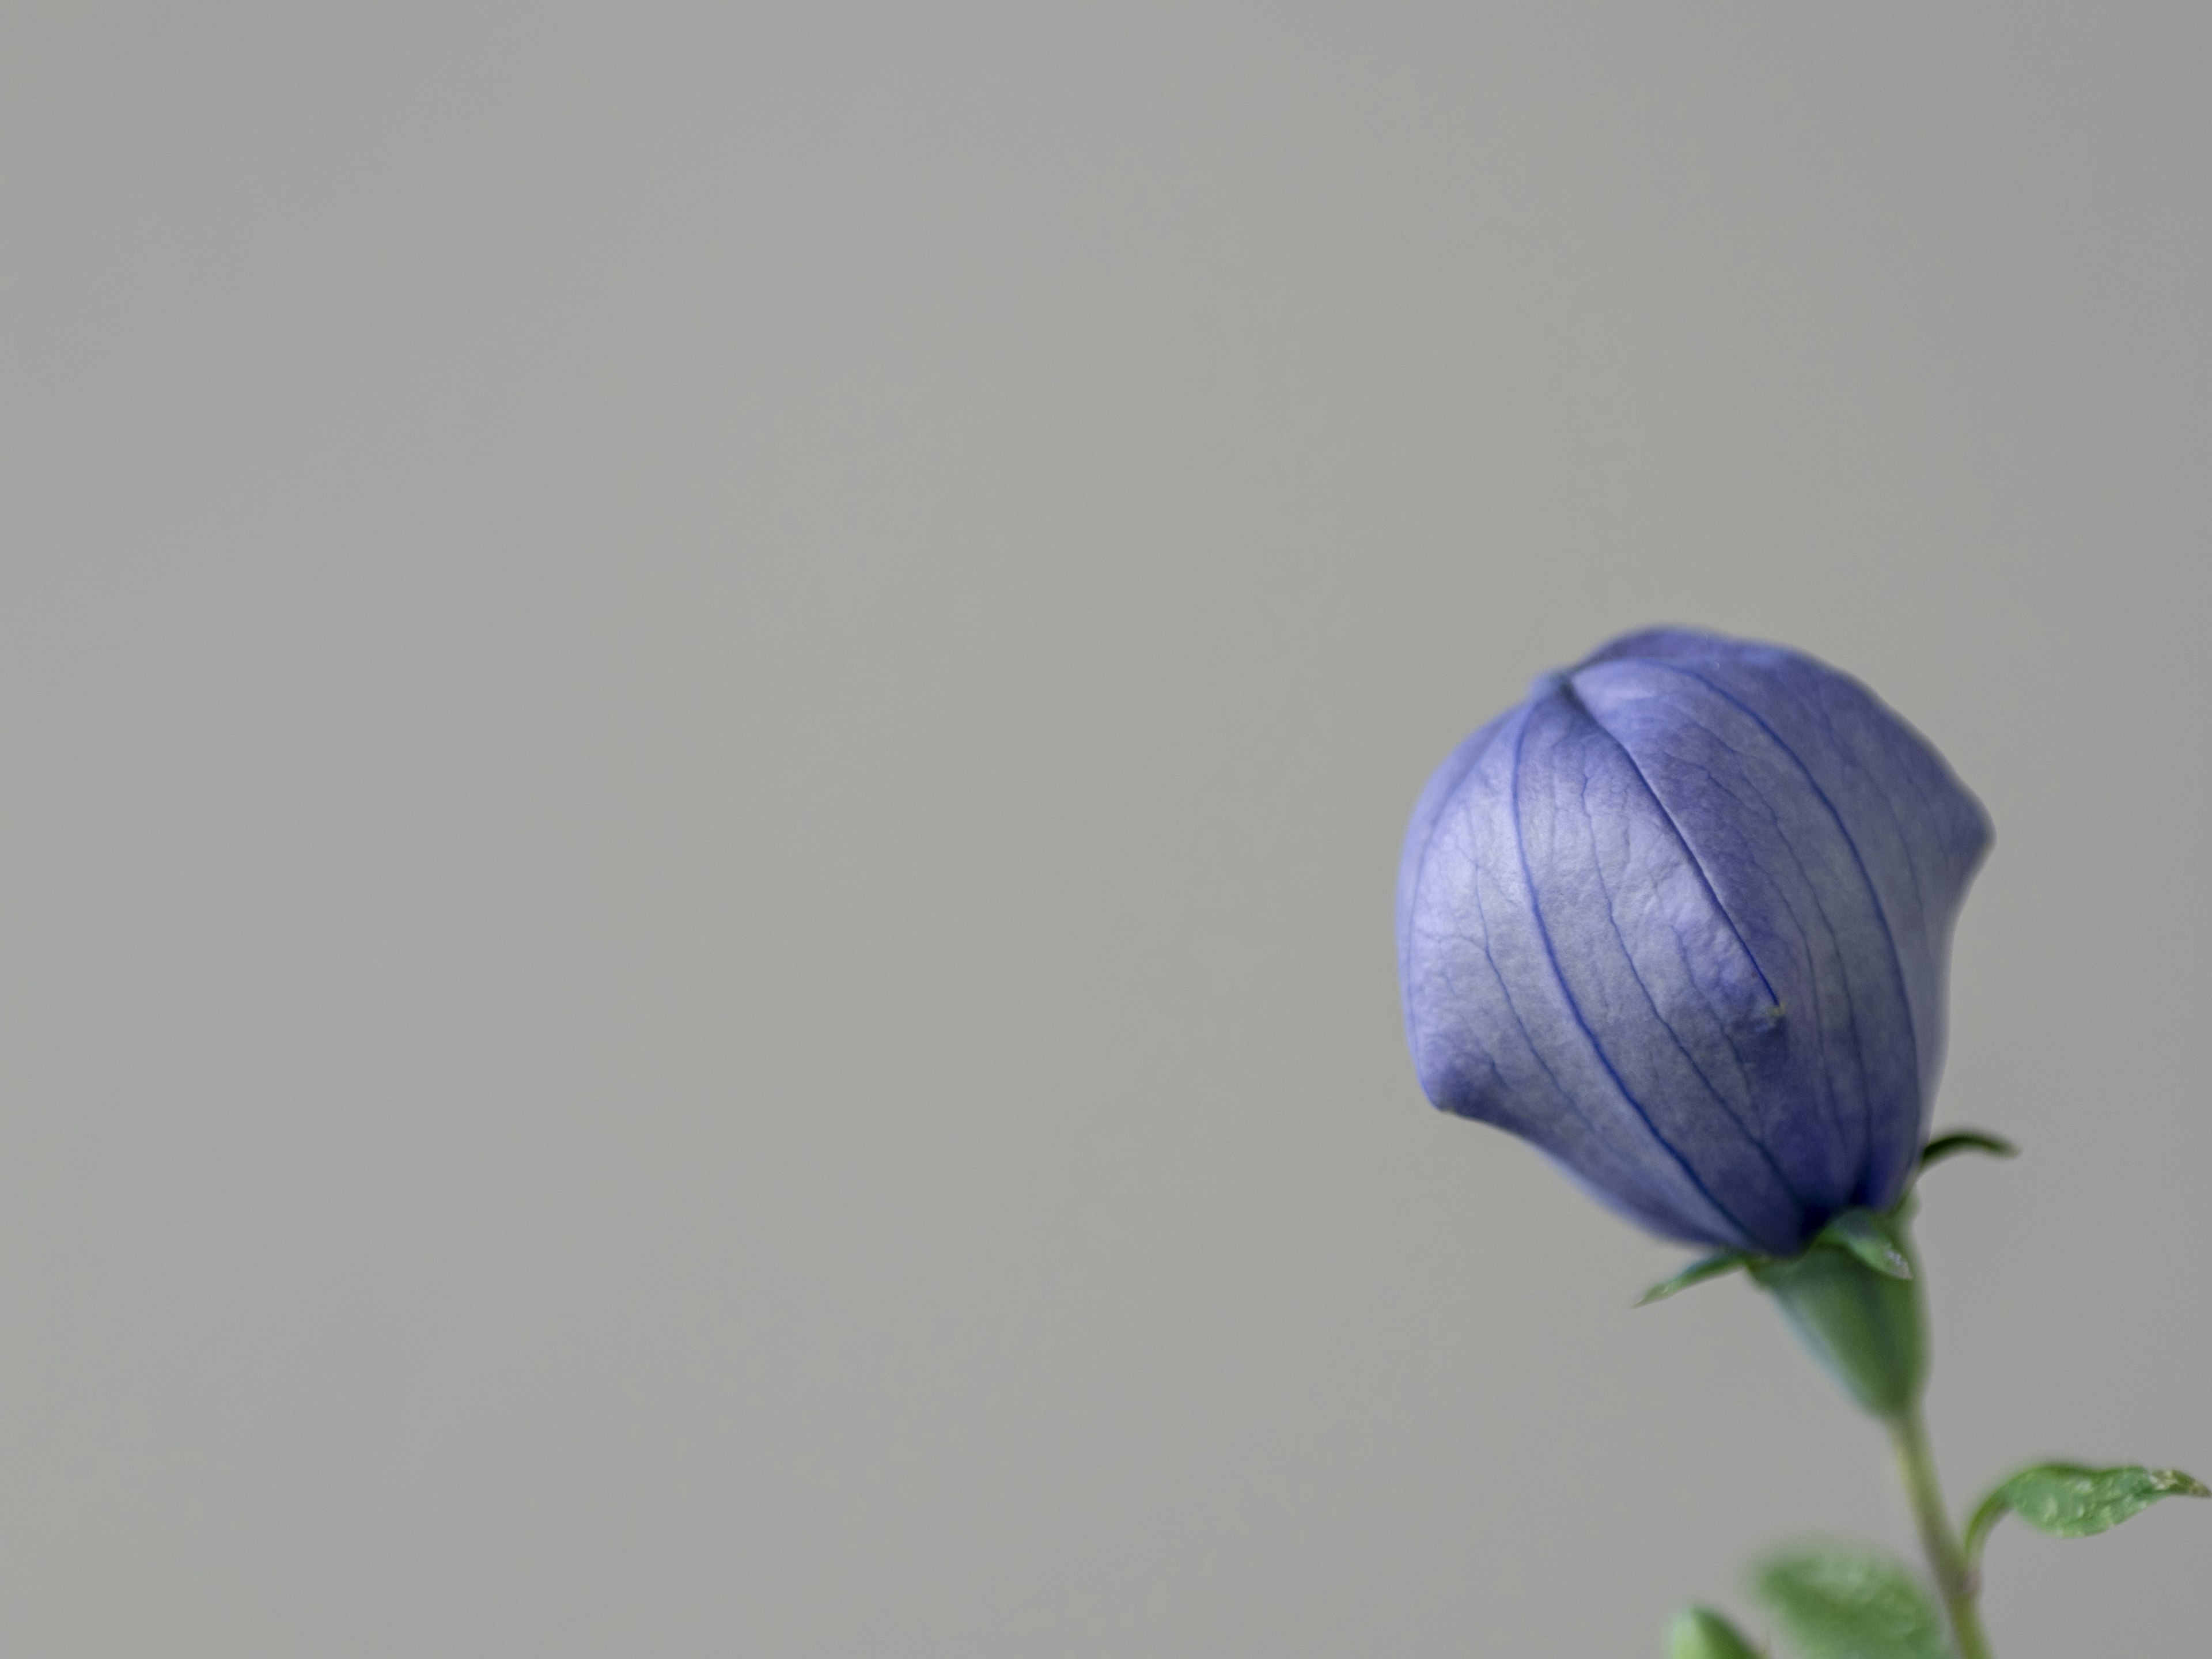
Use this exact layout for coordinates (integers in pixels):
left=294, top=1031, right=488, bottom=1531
left=1887, top=1403, right=1995, bottom=1659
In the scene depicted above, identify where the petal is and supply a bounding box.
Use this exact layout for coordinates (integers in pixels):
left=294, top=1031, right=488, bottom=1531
left=1573, top=635, right=1986, bottom=1211
left=1513, top=679, right=1812, bottom=1252
left=1396, top=711, right=1512, bottom=1044
left=1400, top=701, right=1752, bottom=1249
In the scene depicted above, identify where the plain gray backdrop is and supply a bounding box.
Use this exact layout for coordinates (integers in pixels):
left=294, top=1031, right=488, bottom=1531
left=3, top=5, right=2206, bottom=1655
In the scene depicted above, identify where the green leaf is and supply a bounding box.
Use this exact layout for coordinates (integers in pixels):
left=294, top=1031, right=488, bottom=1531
left=1667, top=1605, right=1764, bottom=1659
left=1638, top=1251, right=1756, bottom=1306
left=1752, top=1546, right=1950, bottom=1659
left=1817, top=1210, right=1913, bottom=1281
left=1964, top=1463, right=2210, bottom=1561
left=1917, top=1131, right=2018, bottom=1173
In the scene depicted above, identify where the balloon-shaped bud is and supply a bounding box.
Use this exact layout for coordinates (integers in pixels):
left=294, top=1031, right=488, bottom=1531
left=1397, top=627, right=1989, bottom=1255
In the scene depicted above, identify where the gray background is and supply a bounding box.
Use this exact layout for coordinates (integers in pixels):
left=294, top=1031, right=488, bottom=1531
left=2, top=5, right=2206, bottom=1656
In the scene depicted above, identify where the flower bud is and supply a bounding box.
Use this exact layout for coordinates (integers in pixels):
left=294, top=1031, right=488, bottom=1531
left=1396, top=628, right=1989, bottom=1255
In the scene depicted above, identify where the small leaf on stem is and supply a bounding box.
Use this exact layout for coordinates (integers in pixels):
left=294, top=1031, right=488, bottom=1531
left=1667, top=1605, right=1764, bottom=1659
left=1964, top=1463, right=2210, bottom=1562
left=1753, top=1547, right=1950, bottom=1659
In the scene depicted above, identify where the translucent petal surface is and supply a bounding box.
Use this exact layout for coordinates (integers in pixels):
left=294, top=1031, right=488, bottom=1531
left=1397, top=628, right=1990, bottom=1252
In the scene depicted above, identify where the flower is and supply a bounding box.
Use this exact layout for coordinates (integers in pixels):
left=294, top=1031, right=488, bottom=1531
left=1395, top=627, right=1990, bottom=1256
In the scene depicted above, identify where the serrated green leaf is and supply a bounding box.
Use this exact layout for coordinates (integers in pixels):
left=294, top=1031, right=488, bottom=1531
left=1964, top=1463, right=2210, bottom=1560
left=1638, top=1251, right=1756, bottom=1306
left=1753, top=1547, right=1949, bottom=1659
left=1817, top=1210, right=1913, bottom=1281
left=1917, top=1131, right=2018, bottom=1173
left=1667, top=1605, right=1764, bottom=1659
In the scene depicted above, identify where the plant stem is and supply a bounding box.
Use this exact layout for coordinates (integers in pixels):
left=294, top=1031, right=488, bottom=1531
left=1887, top=1403, right=1995, bottom=1659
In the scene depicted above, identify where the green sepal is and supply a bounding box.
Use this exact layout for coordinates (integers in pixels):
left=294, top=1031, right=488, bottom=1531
left=1917, top=1130, right=2018, bottom=1175
left=1666, top=1604, right=1764, bottom=1659
left=1752, top=1546, right=1950, bottom=1659
left=1818, top=1209, right=1913, bottom=1280
left=1639, top=1251, right=1758, bottom=1306
left=1963, top=1462, right=2210, bottom=1562
left=1751, top=1219, right=1925, bottom=1416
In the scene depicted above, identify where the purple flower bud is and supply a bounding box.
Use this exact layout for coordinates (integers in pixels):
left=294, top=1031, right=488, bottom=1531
left=1395, top=628, right=1990, bottom=1255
